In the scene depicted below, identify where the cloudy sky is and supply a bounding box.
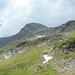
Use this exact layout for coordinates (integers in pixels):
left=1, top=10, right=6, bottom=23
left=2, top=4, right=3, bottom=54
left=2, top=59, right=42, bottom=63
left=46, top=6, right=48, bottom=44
left=0, top=0, right=75, bottom=37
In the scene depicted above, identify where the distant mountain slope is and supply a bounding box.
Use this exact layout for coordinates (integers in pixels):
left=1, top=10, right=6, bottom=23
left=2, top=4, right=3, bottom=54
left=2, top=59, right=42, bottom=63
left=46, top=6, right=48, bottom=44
left=12, top=29, right=33, bottom=40
left=0, top=37, right=13, bottom=48
left=0, top=23, right=48, bottom=47
left=0, top=20, right=75, bottom=47
left=54, top=20, right=75, bottom=33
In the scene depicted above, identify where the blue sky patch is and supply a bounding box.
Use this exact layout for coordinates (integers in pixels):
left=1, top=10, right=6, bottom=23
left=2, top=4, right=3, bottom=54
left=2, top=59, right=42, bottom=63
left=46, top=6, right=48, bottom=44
left=0, top=24, right=2, bottom=27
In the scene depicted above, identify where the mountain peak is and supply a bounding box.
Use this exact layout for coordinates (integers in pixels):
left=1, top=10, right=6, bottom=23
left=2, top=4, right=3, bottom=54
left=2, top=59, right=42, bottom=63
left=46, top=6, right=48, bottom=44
left=24, top=23, right=48, bottom=32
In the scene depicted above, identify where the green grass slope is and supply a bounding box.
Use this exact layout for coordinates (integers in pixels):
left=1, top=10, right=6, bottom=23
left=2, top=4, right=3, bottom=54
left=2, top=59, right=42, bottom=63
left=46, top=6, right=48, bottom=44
left=0, top=46, right=51, bottom=75
left=68, top=30, right=75, bottom=38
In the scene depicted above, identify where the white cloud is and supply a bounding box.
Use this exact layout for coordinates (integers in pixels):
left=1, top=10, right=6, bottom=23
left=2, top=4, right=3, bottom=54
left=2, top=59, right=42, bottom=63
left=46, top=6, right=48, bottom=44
left=0, top=0, right=75, bottom=37
left=0, top=0, right=32, bottom=37
left=15, top=0, right=30, bottom=8
left=0, top=0, right=10, bottom=14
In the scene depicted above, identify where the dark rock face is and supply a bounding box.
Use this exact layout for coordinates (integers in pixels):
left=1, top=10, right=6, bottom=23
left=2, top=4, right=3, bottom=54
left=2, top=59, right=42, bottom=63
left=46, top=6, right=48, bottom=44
left=65, top=42, right=75, bottom=51
left=58, top=42, right=75, bottom=56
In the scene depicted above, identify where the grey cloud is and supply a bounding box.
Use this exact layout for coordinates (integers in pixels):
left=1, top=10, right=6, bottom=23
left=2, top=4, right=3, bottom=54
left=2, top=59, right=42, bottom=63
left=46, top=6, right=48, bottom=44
left=26, top=0, right=75, bottom=27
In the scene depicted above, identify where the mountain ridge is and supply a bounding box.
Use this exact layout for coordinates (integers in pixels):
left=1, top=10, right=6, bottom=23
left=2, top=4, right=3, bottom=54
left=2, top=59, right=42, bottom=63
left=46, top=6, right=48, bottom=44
left=0, top=20, right=75, bottom=47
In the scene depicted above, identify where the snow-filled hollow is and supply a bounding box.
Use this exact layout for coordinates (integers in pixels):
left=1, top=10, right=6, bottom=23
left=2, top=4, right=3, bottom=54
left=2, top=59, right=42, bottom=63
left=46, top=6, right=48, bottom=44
left=42, top=55, right=53, bottom=63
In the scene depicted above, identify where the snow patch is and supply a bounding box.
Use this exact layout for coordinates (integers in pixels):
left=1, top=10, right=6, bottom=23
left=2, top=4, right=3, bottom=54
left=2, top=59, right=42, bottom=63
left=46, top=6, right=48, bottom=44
left=42, top=55, right=53, bottom=63
left=37, top=35, right=45, bottom=38
left=4, top=55, right=10, bottom=59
